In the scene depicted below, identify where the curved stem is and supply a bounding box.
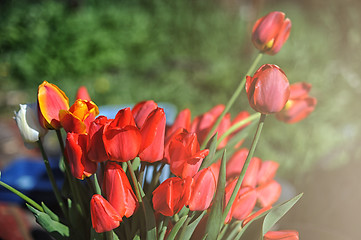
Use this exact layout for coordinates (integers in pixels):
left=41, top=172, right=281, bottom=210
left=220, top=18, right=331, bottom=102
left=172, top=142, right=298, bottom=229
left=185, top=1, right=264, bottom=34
left=221, top=113, right=267, bottom=223
left=126, top=161, right=143, bottom=203
left=38, top=139, right=67, bottom=218
left=0, top=180, right=43, bottom=212
left=201, top=52, right=263, bottom=150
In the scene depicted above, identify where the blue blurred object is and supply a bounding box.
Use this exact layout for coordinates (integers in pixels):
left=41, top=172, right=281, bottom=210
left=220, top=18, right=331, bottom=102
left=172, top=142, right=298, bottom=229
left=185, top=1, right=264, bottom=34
left=0, top=157, right=64, bottom=205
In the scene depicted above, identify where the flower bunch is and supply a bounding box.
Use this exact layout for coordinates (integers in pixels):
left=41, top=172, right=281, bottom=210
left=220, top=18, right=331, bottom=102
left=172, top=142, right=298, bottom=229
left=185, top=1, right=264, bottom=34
left=2, top=11, right=317, bottom=240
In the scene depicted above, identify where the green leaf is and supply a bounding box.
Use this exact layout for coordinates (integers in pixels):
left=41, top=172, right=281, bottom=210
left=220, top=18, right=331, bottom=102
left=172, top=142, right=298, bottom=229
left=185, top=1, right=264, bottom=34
left=27, top=204, right=69, bottom=240
left=90, top=227, right=104, bottom=240
left=166, top=215, right=188, bottom=240
left=205, top=150, right=227, bottom=240
left=200, top=133, right=218, bottom=170
left=180, top=210, right=206, bottom=240
left=132, top=157, right=141, bottom=171
left=238, top=193, right=303, bottom=240
left=142, top=196, right=157, bottom=240
left=41, top=202, right=59, bottom=222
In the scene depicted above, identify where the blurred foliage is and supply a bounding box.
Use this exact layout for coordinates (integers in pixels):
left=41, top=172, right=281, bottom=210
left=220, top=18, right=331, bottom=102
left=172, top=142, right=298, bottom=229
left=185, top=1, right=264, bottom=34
left=1, top=0, right=361, bottom=181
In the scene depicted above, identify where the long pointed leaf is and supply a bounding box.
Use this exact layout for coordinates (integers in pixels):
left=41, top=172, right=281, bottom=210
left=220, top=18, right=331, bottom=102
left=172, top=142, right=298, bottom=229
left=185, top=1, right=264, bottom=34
left=200, top=133, right=218, bottom=170
left=167, top=215, right=188, bottom=240
left=181, top=211, right=206, bottom=240
left=143, top=196, right=157, bottom=240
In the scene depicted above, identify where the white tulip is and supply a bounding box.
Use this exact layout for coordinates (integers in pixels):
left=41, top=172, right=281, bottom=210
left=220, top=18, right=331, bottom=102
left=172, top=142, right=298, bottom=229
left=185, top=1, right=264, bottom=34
left=14, top=103, right=48, bottom=147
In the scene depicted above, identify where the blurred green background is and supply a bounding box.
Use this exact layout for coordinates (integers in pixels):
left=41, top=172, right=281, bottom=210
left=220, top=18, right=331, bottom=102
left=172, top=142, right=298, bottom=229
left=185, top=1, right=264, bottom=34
left=1, top=0, right=361, bottom=238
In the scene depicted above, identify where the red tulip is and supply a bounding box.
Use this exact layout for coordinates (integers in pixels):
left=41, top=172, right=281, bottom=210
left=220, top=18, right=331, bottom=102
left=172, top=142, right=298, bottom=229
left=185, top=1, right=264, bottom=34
left=242, top=205, right=272, bottom=227
left=152, top=177, right=192, bottom=216
left=103, top=108, right=142, bottom=162
left=256, top=180, right=282, bottom=207
left=59, top=99, right=99, bottom=134
left=264, top=230, right=299, bottom=240
left=75, top=86, right=91, bottom=101
left=224, top=179, right=257, bottom=223
left=276, top=82, right=317, bottom=123
left=90, top=194, right=122, bottom=233
left=37, top=81, right=69, bottom=129
left=103, top=162, right=138, bottom=218
left=65, top=132, right=97, bottom=180
left=252, top=11, right=291, bottom=55
left=187, top=167, right=217, bottom=211
left=132, top=100, right=158, bottom=128
left=165, top=108, right=191, bottom=139
left=138, top=108, right=166, bottom=163
left=87, top=116, right=111, bottom=162
left=246, top=64, right=290, bottom=114
left=257, top=160, right=279, bottom=186
left=168, top=131, right=209, bottom=178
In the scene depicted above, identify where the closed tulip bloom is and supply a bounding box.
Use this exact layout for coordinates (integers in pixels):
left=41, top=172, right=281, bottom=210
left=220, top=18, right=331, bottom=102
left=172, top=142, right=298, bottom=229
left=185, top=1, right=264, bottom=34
left=187, top=167, right=217, bottom=211
left=252, top=11, right=291, bottom=55
left=37, top=81, right=69, bottom=129
left=152, top=177, right=192, bottom=216
left=168, top=131, right=209, bottom=178
left=256, top=180, right=282, bottom=207
left=132, top=100, right=158, bottom=128
left=65, top=132, right=97, bottom=179
left=90, top=194, right=122, bottom=233
left=103, top=108, right=142, bottom=162
left=59, top=99, right=99, bottom=134
left=165, top=108, right=191, bottom=140
left=14, top=103, right=48, bottom=146
left=276, top=82, right=317, bottom=123
left=139, top=108, right=166, bottom=162
left=257, top=160, right=279, bottom=186
left=75, top=86, right=91, bottom=101
left=246, top=64, right=290, bottom=114
left=87, top=116, right=110, bottom=162
left=264, top=230, right=299, bottom=240
left=103, top=162, right=138, bottom=218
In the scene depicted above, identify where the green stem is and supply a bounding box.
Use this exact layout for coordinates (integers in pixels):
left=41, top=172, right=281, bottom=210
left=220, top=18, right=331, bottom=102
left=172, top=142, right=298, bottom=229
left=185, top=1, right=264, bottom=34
left=138, top=162, right=146, bottom=187
left=221, top=113, right=266, bottom=223
left=126, top=161, right=143, bottom=203
left=0, top=181, right=43, bottom=212
left=104, top=230, right=113, bottom=240
left=92, top=173, right=102, bottom=195
left=216, top=113, right=260, bottom=147
left=56, top=129, right=86, bottom=216
left=201, top=52, right=263, bottom=150
left=178, top=211, right=195, bottom=240
left=38, top=139, right=67, bottom=218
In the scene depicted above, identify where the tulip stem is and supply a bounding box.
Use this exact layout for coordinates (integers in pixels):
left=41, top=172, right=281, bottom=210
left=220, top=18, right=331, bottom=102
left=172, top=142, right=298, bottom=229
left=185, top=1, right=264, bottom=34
left=0, top=180, right=43, bottom=212
left=201, top=52, right=263, bottom=150
left=55, top=129, right=86, bottom=217
left=126, top=161, right=143, bottom=203
left=221, top=113, right=266, bottom=224
left=104, top=231, right=113, bottom=240
left=138, top=162, right=146, bottom=187
left=37, top=139, right=68, bottom=219
left=216, top=112, right=260, bottom=147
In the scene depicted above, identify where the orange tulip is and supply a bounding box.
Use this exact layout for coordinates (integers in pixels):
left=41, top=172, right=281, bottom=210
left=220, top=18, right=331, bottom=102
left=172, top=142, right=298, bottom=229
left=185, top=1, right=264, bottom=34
left=252, top=11, right=291, bottom=55
left=246, top=64, right=290, bottom=114
left=37, top=81, right=69, bottom=129
left=276, top=82, right=317, bottom=123
left=90, top=194, right=122, bottom=233
left=59, top=99, right=99, bottom=134
left=103, top=162, right=138, bottom=218
left=264, top=230, right=299, bottom=240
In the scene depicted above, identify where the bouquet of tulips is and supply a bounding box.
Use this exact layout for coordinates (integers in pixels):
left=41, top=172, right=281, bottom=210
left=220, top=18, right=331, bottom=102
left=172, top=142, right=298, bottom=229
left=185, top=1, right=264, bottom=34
left=1, top=11, right=316, bottom=240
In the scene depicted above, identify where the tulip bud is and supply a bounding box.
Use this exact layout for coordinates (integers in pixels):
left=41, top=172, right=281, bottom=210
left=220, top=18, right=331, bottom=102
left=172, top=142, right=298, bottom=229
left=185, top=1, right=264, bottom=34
left=75, top=86, right=91, bottom=101
left=264, top=230, right=299, bottom=240
left=90, top=194, right=122, bottom=233
left=14, top=103, right=48, bottom=147
left=37, top=81, right=69, bottom=129
left=252, top=11, right=291, bottom=55
left=246, top=64, right=290, bottom=114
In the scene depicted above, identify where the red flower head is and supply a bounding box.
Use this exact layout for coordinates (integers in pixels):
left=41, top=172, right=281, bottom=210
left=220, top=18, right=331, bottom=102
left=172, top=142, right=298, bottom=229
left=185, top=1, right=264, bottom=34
left=103, top=108, right=142, bottom=162
left=75, top=86, right=91, bottom=101
left=59, top=99, right=99, bottom=134
left=257, top=180, right=282, bottom=207
left=246, top=64, right=290, bottom=114
left=165, top=108, right=191, bottom=140
left=103, top=162, right=138, bottom=218
left=264, top=230, right=299, bottom=240
left=65, top=132, right=97, bottom=180
left=37, top=81, right=69, bottom=129
left=138, top=108, right=166, bottom=163
left=276, top=82, right=317, bottom=123
left=152, top=177, right=192, bottom=216
left=168, top=131, right=209, bottom=178
left=252, top=11, right=291, bottom=55
left=132, top=100, right=158, bottom=128
left=90, top=194, right=122, bottom=233
left=187, top=167, right=217, bottom=211
left=87, top=116, right=111, bottom=162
